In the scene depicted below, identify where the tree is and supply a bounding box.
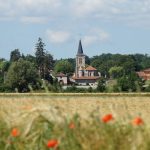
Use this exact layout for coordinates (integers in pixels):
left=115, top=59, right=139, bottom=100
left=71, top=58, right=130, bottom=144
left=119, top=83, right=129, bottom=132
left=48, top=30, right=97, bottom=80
left=10, top=49, right=21, bottom=62
left=54, top=60, right=74, bottom=75
left=25, top=54, right=36, bottom=64
left=109, top=66, right=124, bottom=79
left=5, top=59, right=39, bottom=92
left=117, top=72, right=142, bottom=92
left=0, top=60, right=10, bottom=84
left=35, top=38, right=54, bottom=79
left=97, top=77, right=106, bottom=92
left=44, top=51, right=54, bottom=71
left=35, top=38, right=46, bottom=78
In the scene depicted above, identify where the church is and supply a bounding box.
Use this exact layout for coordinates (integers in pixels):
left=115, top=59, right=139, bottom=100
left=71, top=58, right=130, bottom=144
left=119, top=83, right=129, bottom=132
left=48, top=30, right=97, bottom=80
left=72, top=40, right=101, bottom=86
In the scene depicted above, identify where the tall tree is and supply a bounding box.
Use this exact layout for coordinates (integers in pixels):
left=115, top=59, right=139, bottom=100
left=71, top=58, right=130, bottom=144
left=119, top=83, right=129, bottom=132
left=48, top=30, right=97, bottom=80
left=10, top=49, right=21, bottom=62
left=35, top=38, right=54, bottom=80
left=35, top=38, right=46, bottom=78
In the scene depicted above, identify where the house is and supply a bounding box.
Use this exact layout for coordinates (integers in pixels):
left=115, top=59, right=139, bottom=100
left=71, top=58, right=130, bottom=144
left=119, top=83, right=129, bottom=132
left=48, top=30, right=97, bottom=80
left=56, top=73, right=68, bottom=85
left=72, top=40, right=101, bottom=86
left=137, top=68, right=150, bottom=80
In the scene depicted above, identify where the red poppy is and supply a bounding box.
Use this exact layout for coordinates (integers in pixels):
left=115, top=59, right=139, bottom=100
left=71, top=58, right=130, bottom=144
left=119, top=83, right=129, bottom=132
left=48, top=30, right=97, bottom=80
left=69, top=122, right=75, bottom=129
left=132, top=117, right=144, bottom=126
left=102, top=114, right=114, bottom=123
left=11, top=128, right=20, bottom=137
left=47, top=139, right=58, bottom=148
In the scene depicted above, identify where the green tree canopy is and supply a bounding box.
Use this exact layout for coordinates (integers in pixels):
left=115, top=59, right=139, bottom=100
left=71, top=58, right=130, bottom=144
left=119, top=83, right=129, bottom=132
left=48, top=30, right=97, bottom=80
left=109, top=66, right=124, bottom=79
left=10, top=49, right=21, bottom=62
left=97, top=77, right=106, bottom=92
left=5, top=59, right=39, bottom=92
left=54, top=60, right=74, bottom=75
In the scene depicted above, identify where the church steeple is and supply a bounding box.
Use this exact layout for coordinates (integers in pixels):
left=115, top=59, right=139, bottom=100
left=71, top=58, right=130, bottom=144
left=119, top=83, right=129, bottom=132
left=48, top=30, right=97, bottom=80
left=76, top=40, right=85, bottom=77
left=77, top=40, right=84, bottom=55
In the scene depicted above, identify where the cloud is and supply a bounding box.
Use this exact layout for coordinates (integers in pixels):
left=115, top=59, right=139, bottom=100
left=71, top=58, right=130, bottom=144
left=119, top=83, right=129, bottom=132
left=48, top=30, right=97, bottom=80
left=46, top=30, right=71, bottom=43
left=1, top=0, right=150, bottom=27
left=72, top=0, right=150, bottom=26
left=83, top=28, right=110, bottom=46
left=0, top=0, right=62, bottom=21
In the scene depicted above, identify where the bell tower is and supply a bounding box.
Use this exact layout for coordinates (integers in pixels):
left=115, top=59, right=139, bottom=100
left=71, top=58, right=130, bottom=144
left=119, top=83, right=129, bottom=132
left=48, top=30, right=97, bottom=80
left=76, top=40, right=85, bottom=77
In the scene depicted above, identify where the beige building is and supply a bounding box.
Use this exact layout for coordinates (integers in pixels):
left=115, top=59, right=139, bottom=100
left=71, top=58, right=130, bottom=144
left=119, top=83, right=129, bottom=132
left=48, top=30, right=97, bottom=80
left=56, top=73, right=68, bottom=85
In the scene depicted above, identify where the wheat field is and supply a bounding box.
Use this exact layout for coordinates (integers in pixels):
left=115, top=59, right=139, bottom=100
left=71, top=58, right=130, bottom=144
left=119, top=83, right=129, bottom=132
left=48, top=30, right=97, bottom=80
left=0, top=93, right=150, bottom=150
left=0, top=93, right=150, bottom=125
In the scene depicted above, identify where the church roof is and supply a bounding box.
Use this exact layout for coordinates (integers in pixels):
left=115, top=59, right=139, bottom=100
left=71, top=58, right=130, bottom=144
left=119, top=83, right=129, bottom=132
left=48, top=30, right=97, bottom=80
left=85, top=66, right=97, bottom=71
left=77, top=40, right=84, bottom=55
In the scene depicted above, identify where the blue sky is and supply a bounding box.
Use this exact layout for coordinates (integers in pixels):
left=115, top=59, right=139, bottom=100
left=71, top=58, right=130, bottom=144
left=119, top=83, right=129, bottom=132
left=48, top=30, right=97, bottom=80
left=1, top=0, right=150, bottom=60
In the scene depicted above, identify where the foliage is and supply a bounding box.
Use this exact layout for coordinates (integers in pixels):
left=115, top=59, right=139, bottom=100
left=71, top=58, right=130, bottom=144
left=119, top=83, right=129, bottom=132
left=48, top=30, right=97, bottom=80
left=5, top=59, right=39, bottom=92
left=35, top=38, right=54, bottom=79
left=117, top=72, right=142, bottom=92
left=91, top=53, right=150, bottom=77
left=54, top=60, right=74, bottom=75
left=109, top=66, right=124, bottom=79
left=97, top=77, right=106, bottom=92
left=10, top=49, right=21, bottom=62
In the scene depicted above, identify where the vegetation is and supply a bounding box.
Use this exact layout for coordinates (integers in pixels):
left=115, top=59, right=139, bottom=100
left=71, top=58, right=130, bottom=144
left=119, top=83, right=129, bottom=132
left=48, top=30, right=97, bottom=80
left=0, top=38, right=150, bottom=93
left=0, top=95, right=150, bottom=150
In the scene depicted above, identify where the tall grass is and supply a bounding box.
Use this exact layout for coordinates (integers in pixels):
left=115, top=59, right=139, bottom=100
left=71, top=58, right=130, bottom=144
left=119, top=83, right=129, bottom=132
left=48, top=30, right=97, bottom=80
left=0, top=111, right=149, bottom=150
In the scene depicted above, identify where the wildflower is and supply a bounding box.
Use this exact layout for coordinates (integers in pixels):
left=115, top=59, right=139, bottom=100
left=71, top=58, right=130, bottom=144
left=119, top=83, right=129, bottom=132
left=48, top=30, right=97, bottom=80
left=102, top=114, right=114, bottom=123
left=69, top=122, right=75, bottom=129
left=132, top=117, right=144, bottom=126
left=11, top=128, right=20, bottom=137
left=47, top=139, right=58, bottom=148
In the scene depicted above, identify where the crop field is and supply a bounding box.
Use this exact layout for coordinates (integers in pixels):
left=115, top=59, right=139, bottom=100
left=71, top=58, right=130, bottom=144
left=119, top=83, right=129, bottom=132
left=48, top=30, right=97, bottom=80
left=0, top=93, right=150, bottom=150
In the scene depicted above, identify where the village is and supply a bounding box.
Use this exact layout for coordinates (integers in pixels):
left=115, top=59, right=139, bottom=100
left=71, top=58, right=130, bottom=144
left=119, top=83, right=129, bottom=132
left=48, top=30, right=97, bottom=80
left=0, top=38, right=150, bottom=93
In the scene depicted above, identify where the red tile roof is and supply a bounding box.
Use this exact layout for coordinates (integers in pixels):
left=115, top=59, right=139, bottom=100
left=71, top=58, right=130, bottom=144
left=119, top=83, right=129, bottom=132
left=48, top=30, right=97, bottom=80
left=85, top=66, right=97, bottom=71
left=56, top=73, right=67, bottom=77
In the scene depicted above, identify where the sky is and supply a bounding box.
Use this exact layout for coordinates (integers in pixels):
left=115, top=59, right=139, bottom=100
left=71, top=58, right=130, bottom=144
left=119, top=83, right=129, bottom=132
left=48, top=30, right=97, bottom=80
left=1, top=0, right=150, bottom=60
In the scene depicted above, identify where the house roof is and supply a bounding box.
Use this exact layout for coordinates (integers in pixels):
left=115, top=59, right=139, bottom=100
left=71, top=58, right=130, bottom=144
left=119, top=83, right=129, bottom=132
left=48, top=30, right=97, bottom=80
left=72, top=76, right=100, bottom=80
left=56, top=73, right=67, bottom=77
left=85, top=66, right=97, bottom=71
left=77, top=40, right=84, bottom=56
left=143, top=68, right=150, bottom=72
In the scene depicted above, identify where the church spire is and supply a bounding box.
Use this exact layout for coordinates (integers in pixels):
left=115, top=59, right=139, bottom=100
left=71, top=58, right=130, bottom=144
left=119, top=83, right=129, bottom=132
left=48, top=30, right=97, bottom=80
left=77, top=40, right=84, bottom=55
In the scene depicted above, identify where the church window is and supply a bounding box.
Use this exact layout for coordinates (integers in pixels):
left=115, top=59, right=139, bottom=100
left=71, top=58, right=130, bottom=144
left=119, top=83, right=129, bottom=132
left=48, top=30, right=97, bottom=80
left=79, top=58, right=82, bottom=64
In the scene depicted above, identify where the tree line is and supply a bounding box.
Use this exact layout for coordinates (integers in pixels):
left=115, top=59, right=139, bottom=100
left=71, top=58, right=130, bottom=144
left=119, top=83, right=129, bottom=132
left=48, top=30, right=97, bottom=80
left=0, top=38, right=150, bottom=93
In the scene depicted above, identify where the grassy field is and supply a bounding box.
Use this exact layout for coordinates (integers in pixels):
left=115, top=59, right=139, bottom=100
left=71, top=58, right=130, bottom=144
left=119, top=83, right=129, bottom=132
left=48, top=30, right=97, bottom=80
left=0, top=93, right=150, bottom=150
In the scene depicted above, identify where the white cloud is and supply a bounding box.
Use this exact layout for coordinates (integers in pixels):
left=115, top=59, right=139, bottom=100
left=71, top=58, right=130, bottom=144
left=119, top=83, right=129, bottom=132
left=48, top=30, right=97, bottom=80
left=46, top=30, right=71, bottom=43
left=83, top=28, right=110, bottom=46
left=0, top=0, right=62, bottom=22
left=72, top=0, right=150, bottom=26
left=0, top=0, right=150, bottom=27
